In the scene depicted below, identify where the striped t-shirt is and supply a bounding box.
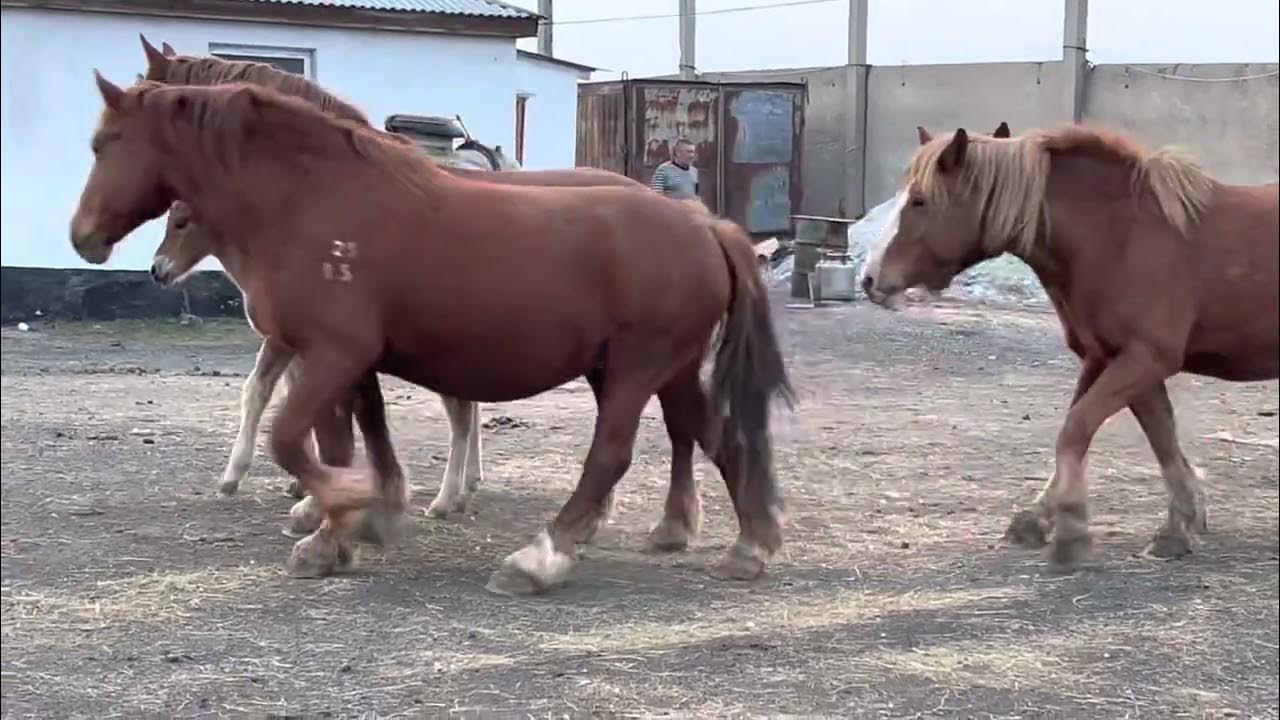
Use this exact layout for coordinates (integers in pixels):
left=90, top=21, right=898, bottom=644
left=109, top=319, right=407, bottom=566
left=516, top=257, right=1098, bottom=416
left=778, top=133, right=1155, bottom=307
left=649, top=161, right=700, bottom=200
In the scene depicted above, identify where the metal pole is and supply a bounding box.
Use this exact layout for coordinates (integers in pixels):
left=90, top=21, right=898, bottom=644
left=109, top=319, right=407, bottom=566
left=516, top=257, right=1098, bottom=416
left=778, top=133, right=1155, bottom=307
left=678, top=0, right=697, bottom=80
left=844, top=0, right=869, bottom=218
left=537, top=0, right=553, bottom=56
left=1063, top=0, right=1089, bottom=122
left=847, top=0, right=867, bottom=66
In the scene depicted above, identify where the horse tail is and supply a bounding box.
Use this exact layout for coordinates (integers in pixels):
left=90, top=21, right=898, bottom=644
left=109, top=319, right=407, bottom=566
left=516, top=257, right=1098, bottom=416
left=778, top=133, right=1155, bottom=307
left=707, top=218, right=794, bottom=551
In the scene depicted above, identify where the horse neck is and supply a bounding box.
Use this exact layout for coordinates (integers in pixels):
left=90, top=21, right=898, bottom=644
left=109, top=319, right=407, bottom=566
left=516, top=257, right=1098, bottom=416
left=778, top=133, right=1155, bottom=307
left=159, top=127, right=302, bottom=263
left=1013, top=152, right=1133, bottom=293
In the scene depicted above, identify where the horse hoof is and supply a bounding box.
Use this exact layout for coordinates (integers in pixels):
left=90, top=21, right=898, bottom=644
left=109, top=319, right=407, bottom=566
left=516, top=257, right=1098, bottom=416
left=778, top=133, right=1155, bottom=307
left=425, top=495, right=467, bottom=519
left=284, top=478, right=306, bottom=499
left=286, top=532, right=341, bottom=579
left=646, top=516, right=694, bottom=553
left=216, top=476, right=241, bottom=497
left=485, top=531, right=574, bottom=596
left=283, top=497, right=323, bottom=539
left=710, top=539, right=768, bottom=581
left=1144, top=529, right=1193, bottom=559
left=1004, top=509, right=1050, bottom=549
left=1046, top=533, right=1092, bottom=574
left=485, top=565, right=545, bottom=596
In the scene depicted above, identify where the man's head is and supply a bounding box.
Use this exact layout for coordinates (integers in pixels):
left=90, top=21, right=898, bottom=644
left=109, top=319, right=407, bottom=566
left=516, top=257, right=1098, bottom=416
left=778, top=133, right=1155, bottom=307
left=672, top=137, right=696, bottom=167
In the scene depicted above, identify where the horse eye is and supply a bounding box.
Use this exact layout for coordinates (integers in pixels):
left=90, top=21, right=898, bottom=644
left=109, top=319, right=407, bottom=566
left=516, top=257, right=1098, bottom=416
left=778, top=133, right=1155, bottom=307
left=909, top=196, right=926, bottom=207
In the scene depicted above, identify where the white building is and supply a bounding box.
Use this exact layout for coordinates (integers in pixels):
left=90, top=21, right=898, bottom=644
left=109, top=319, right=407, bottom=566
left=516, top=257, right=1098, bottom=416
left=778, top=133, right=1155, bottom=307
left=0, top=0, right=593, bottom=272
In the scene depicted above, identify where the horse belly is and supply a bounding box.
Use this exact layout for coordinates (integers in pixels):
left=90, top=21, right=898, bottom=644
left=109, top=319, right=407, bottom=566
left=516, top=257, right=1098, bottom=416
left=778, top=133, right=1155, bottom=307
left=379, top=325, right=598, bottom=404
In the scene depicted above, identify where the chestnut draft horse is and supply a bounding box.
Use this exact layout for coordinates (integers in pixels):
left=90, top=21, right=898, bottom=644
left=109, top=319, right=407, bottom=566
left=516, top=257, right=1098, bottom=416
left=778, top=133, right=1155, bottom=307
left=137, top=35, right=716, bottom=552
left=70, top=74, right=794, bottom=595
left=157, top=193, right=718, bottom=554
left=863, top=123, right=1278, bottom=572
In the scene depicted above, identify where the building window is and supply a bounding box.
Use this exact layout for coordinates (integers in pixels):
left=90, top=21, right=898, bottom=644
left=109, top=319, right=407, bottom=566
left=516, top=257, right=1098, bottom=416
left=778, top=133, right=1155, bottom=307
left=514, top=93, right=532, bottom=166
left=208, top=42, right=314, bottom=78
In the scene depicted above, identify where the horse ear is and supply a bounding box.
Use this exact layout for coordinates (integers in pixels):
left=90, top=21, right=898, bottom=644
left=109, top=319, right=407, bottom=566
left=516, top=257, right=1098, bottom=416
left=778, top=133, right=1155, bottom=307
left=992, top=121, right=1011, bottom=139
left=139, top=33, right=170, bottom=76
left=938, top=128, right=969, bottom=173
left=161, top=41, right=177, bottom=57
left=94, top=69, right=125, bottom=110
left=916, top=125, right=933, bottom=145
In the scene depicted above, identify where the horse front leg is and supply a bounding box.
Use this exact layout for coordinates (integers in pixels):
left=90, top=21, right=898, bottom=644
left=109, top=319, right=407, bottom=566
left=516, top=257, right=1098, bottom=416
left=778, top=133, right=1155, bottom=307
left=268, top=346, right=383, bottom=579
left=218, top=338, right=292, bottom=496
left=1046, top=345, right=1174, bottom=572
left=427, top=395, right=477, bottom=518
left=1129, top=381, right=1207, bottom=559
left=1004, top=356, right=1104, bottom=548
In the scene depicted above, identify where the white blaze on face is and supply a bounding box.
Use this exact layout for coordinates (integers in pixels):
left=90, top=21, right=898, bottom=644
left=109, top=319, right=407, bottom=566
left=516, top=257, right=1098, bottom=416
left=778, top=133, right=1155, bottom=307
left=859, top=190, right=909, bottom=292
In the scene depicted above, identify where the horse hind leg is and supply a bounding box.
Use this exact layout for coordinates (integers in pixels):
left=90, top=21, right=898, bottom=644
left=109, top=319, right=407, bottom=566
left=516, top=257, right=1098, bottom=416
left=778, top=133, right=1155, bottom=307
left=579, top=366, right=619, bottom=545
left=487, top=375, right=652, bottom=596
left=218, top=339, right=292, bottom=496
left=1130, top=381, right=1207, bottom=559
left=348, top=371, right=409, bottom=546
left=646, top=361, right=705, bottom=553
left=427, top=395, right=477, bottom=518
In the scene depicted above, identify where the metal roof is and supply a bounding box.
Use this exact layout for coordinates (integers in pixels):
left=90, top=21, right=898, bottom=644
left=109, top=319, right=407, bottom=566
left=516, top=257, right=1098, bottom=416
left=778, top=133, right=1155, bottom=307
left=242, top=0, right=538, bottom=19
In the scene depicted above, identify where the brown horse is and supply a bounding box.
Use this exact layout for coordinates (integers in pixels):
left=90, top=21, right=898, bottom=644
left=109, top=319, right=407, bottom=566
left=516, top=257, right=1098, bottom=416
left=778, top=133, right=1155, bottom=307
left=138, top=36, right=716, bottom=552
left=70, top=74, right=794, bottom=594
left=154, top=195, right=710, bottom=553
left=862, top=123, right=1278, bottom=572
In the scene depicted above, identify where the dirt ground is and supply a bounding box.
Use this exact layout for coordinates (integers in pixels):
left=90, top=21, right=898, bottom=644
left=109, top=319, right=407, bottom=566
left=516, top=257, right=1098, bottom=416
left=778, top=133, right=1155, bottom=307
left=2, top=292, right=1277, bottom=719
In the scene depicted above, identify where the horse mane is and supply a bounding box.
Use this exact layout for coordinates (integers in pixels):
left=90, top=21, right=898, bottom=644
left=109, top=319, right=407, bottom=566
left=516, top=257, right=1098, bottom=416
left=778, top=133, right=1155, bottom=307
left=148, top=55, right=371, bottom=126
left=134, top=82, right=437, bottom=198
left=906, top=125, right=1214, bottom=254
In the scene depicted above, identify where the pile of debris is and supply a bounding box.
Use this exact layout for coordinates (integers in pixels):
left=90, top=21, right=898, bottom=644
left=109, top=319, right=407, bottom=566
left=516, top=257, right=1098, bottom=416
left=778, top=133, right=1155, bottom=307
left=762, top=197, right=1047, bottom=305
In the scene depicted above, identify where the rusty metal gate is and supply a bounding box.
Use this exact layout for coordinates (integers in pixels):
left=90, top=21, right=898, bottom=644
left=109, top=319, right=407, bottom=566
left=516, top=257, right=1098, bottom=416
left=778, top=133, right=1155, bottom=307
left=577, top=79, right=805, bottom=235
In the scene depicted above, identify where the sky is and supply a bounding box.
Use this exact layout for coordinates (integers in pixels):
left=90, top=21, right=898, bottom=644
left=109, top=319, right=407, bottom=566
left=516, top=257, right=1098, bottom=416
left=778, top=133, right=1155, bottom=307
left=508, top=0, right=1280, bottom=80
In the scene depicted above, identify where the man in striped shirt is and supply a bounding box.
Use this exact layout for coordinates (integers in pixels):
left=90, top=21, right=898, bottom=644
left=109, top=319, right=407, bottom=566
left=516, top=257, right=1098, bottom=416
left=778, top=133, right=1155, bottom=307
left=649, top=137, right=700, bottom=202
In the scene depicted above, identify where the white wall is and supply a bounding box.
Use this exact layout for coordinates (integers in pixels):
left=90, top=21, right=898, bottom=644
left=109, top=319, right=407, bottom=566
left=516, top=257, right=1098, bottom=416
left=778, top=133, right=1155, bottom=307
left=1, top=7, right=517, bottom=270
left=514, top=55, right=587, bottom=170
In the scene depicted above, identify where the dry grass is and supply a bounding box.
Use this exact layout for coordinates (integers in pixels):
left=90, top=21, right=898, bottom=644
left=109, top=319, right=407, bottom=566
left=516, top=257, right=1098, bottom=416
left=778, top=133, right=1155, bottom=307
left=535, top=585, right=1029, bottom=655
left=2, top=565, right=279, bottom=645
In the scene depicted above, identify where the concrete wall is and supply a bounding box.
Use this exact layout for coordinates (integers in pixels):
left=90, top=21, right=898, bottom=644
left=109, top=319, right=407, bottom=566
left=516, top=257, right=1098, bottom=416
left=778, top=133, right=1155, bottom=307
left=514, top=55, right=590, bottom=171
left=864, top=61, right=1070, bottom=207
left=678, top=66, right=852, bottom=218
left=1084, top=63, right=1280, bottom=185
left=1, top=7, right=582, bottom=271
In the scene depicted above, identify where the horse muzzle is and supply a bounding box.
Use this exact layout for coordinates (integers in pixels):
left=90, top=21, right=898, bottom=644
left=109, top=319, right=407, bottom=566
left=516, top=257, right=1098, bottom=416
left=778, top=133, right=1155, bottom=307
left=861, top=274, right=902, bottom=308
left=150, top=256, right=177, bottom=287
left=70, top=230, right=114, bottom=265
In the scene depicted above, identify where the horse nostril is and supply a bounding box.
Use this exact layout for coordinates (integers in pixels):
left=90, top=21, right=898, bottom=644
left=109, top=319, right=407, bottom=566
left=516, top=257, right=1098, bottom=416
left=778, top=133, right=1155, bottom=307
left=149, top=264, right=162, bottom=283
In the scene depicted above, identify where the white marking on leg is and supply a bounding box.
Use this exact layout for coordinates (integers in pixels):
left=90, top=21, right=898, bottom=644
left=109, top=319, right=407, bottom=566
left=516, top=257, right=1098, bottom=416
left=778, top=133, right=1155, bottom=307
left=427, top=395, right=473, bottom=518
left=218, top=345, right=289, bottom=495
left=464, top=400, right=483, bottom=493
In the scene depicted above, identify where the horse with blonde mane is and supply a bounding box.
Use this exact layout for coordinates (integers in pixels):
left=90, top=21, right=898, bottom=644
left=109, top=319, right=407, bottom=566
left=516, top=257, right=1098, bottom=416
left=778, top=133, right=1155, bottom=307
left=138, top=37, right=721, bottom=555
left=863, top=123, right=1278, bottom=573
left=71, top=74, right=793, bottom=595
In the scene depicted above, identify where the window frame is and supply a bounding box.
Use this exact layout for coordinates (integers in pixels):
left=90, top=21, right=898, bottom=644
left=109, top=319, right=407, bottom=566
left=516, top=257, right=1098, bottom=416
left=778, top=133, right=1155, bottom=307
left=207, top=42, right=316, bottom=78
